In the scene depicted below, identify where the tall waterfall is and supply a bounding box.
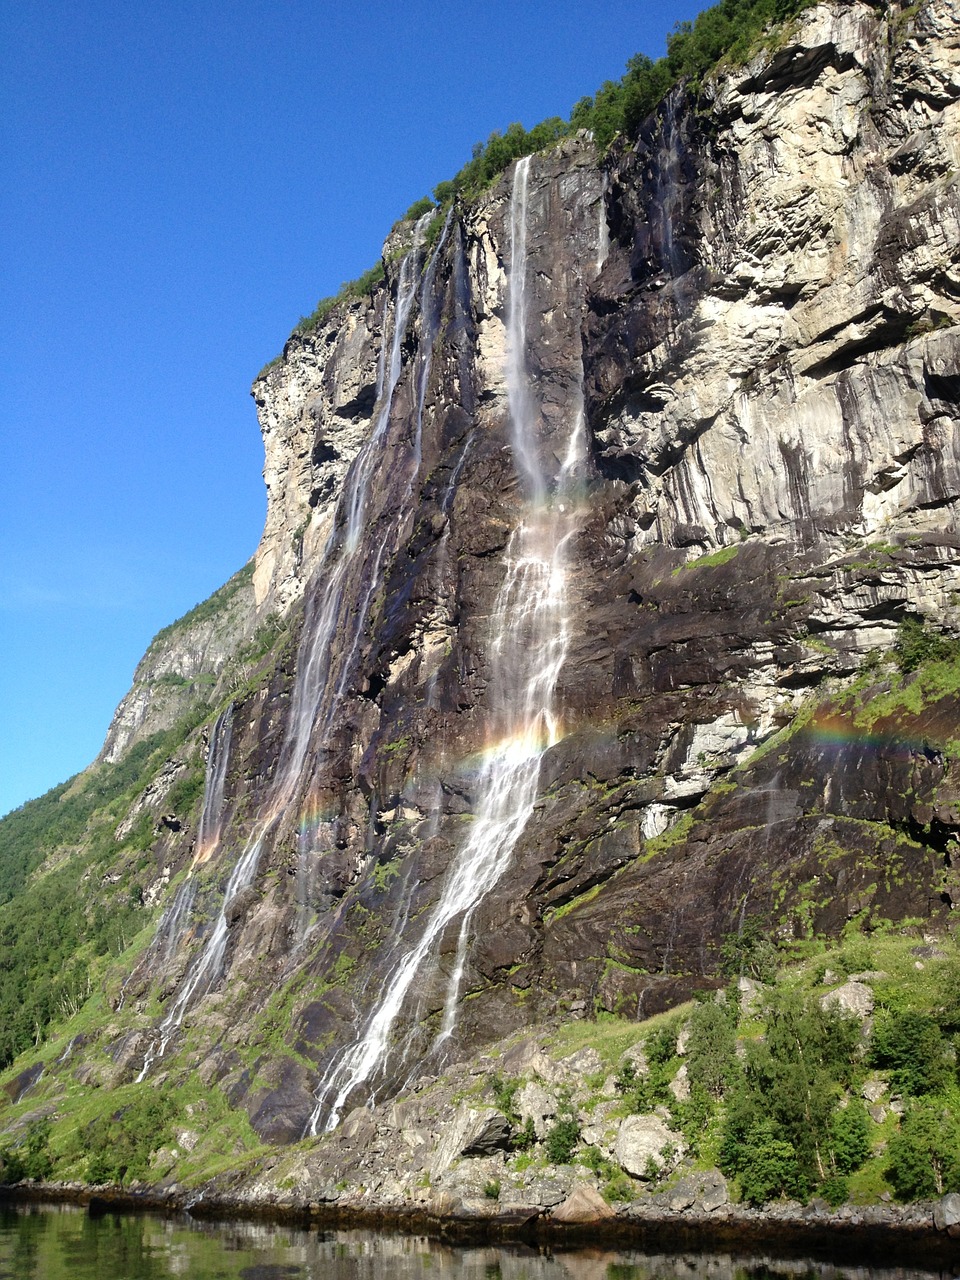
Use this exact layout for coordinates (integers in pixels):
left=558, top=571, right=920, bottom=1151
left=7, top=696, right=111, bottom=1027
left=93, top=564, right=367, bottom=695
left=308, top=155, right=588, bottom=1133
left=136, top=218, right=434, bottom=1076
left=195, top=704, right=234, bottom=861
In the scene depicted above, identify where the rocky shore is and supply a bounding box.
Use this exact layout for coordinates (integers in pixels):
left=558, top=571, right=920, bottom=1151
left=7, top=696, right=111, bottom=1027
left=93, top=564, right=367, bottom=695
left=3, top=1178, right=959, bottom=1271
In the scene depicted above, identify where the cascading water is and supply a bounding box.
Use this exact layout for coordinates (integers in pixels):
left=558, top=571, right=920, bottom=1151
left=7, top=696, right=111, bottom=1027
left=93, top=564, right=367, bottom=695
left=195, top=705, right=234, bottom=860
left=597, top=172, right=610, bottom=274
left=137, top=219, right=435, bottom=1076
left=307, top=154, right=589, bottom=1133
left=656, top=93, right=683, bottom=277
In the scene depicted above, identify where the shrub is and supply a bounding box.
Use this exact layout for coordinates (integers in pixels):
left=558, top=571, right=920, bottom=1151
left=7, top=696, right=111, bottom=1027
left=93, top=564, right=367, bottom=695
left=887, top=1100, right=960, bottom=1199
left=869, top=1011, right=952, bottom=1097
left=734, top=1120, right=803, bottom=1206
left=84, top=1091, right=175, bottom=1186
left=545, top=1113, right=580, bottom=1165
left=830, top=1099, right=870, bottom=1176
left=402, top=197, right=434, bottom=222
left=893, top=617, right=960, bottom=673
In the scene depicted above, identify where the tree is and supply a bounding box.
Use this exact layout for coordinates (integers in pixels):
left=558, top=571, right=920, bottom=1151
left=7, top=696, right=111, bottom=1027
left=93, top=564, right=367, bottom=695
left=888, top=1101, right=960, bottom=1199
left=869, top=1011, right=952, bottom=1097
left=830, top=1099, right=870, bottom=1175
left=686, top=999, right=737, bottom=1101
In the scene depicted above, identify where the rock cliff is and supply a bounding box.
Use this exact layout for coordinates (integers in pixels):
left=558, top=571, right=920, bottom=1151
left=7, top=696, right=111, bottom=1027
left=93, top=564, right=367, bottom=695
left=3, top=0, right=960, bottom=1203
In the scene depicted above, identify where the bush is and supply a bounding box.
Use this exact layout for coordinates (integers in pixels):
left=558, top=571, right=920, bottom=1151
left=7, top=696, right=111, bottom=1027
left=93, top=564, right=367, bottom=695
left=819, top=1173, right=850, bottom=1207
left=545, top=1113, right=580, bottom=1165
left=0, top=1119, right=53, bottom=1183
left=84, top=1091, right=175, bottom=1186
left=887, top=1100, right=960, bottom=1199
left=512, top=1116, right=536, bottom=1151
left=893, top=617, right=960, bottom=673
left=402, top=197, right=434, bottom=222
left=734, top=1120, right=803, bottom=1206
left=869, top=1011, right=952, bottom=1097
left=830, top=1099, right=870, bottom=1176
left=720, top=918, right=780, bottom=982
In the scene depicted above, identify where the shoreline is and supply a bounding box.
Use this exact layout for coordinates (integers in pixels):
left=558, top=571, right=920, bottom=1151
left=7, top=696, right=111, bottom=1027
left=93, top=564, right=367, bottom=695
left=3, top=1181, right=960, bottom=1269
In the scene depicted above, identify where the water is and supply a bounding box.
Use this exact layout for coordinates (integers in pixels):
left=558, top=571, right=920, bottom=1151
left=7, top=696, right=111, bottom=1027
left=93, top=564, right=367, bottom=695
left=308, top=154, right=588, bottom=1131
left=655, top=94, right=683, bottom=278
left=136, top=218, right=435, bottom=1074
left=0, top=1205, right=946, bottom=1280
left=195, top=704, right=234, bottom=861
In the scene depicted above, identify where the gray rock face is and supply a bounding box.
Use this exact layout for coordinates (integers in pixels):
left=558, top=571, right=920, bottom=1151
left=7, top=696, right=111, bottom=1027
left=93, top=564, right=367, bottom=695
left=430, top=1105, right=510, bottom=1176
left=613, top=1114, right=685, bottom=1179
left=934, top=1191, right=960, bottom=1230
left=516, top=1081, right=559, bottom=1139
left=821, top=980, right=875, bottom=1019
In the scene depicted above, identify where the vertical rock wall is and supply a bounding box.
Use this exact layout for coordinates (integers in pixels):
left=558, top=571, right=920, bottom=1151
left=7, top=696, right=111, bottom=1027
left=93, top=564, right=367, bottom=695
left=87, top=0, right=960, bottom=1141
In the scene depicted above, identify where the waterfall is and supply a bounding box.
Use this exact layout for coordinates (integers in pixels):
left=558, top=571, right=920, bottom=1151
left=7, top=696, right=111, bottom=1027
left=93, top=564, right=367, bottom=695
left=307, top=154, right=588, bottom=1133
left=656, top=94, right=683, bottom=277
left=195, top=704, right=234, bottom=861
left=597, top=172, right=610, bottom=274
left=136, top=218, right=434, bottom=1077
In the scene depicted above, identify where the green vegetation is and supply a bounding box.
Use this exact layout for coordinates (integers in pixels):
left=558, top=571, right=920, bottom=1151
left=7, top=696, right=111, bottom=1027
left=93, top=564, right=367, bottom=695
left=83, top=1090, right=176, bottom=1184
left=148, top=561, right=253, bottom=651
left=893, top=615, right=960, bottom=673
left=0, top=702, right=213, bottom=1069
left=0, top=1119, right=53, bottom=1183
left=434, top=0, right=826, bottom=203
left=545, top=1094, right=581, bottom=1164
left=482, top=930, right=960, bottom=1208
left=295, top=261, right=388, bottom=337
left=673, top=544, right=740, bottom=574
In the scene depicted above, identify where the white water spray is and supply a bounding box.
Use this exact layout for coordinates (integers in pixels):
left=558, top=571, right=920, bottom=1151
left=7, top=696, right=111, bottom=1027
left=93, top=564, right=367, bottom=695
left=308, top=155, right=589, bottom=1132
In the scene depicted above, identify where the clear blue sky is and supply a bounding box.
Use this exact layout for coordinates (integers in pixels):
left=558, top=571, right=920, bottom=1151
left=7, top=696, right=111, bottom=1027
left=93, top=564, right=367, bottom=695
left=1, top=0, right=703, bottom=818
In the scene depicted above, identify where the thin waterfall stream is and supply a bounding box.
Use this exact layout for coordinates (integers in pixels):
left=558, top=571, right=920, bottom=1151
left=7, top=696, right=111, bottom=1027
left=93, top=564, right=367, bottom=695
left=136, top=218, right=434, bottom=1077
left=307, top=154, right=590, bottom=1133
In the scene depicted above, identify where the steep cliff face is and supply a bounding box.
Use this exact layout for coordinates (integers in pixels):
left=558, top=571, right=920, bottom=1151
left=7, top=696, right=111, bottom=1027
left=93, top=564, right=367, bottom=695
left=98, top=565, right=259, bottom=764
left=4, top=0, right=960, bottom=1171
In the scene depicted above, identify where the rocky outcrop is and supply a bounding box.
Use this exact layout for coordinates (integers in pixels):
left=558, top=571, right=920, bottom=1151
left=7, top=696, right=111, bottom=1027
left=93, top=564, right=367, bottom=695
left=98, top=564, right=259, bottom=763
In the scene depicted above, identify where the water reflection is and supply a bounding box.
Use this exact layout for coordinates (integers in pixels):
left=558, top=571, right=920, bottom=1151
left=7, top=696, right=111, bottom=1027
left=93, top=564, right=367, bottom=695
left=0, top=1205, right=948, bottom=1280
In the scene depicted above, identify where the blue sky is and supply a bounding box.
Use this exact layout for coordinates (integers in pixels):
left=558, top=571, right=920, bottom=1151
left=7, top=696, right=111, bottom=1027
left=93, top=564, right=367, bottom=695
left=1, top=0, right=703, bottom=817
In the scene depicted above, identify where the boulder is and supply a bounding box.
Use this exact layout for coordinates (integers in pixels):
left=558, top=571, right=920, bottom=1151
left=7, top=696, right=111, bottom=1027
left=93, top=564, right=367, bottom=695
left=821, top=980, right=874, bottom=1019
left=738, top=977, right=763, bottom=1014
left=699, top=1171, right=729, bottom=1212
left=516, top=1080, right=558, bottom=1138
left=430, top=1105, right=510, bottom=1176
left=861, top=1077, right=886, bottom=1103
left=668, top=1063, right=690, bottom=1102
left=934, top=1192, right=960, bottom=1231
left=613, top=1114, right=685, bottom=1179
left=552, top=1183, right=615, bottom=1222
left=580, top=1101, right=619, bottom=1153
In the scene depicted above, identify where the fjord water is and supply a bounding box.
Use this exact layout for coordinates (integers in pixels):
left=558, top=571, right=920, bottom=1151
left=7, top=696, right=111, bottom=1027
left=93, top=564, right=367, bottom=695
left=309, top=155, right=588, bottom=1131
left=0, top=1207, right=944, bottom=1280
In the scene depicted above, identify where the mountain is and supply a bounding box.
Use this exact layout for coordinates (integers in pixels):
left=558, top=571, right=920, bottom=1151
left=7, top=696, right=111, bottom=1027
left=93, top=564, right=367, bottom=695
left=3, top=0, right=960, bottom=1223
